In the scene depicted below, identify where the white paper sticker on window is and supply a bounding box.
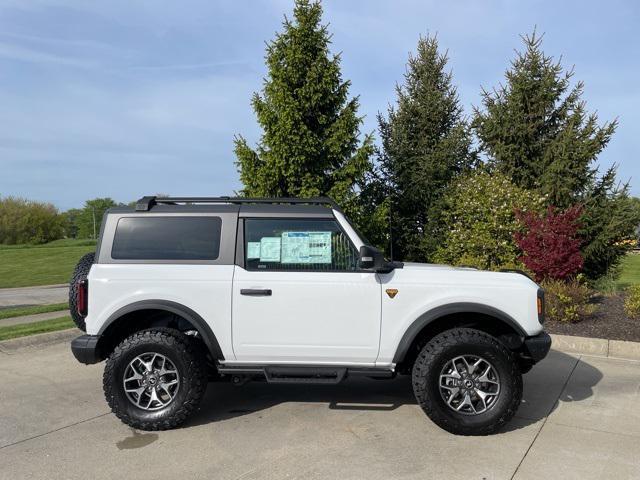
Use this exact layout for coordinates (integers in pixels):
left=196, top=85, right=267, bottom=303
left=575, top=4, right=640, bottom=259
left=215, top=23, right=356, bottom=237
left=281, top=231, right=331, bottom=264
left=281, top=232, right=310, bottom=264
left=259, top=237, right=281, bottom=262
left=247, top=242, right=261, bottom=259
left=308, top=231, right=331, bottom=263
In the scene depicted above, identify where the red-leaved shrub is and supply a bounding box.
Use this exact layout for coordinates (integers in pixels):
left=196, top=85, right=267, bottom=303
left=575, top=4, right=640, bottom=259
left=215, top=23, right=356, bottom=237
left=514, top=205, right=583, bottom=282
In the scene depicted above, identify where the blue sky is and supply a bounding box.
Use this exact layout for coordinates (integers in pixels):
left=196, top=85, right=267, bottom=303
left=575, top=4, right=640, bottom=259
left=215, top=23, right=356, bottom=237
left=1, top=0, right=638, bottom=211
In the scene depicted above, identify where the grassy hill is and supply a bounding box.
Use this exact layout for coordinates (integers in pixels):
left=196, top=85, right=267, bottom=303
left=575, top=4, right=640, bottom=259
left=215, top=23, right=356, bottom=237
left=0, top=239, right=96, bottom=288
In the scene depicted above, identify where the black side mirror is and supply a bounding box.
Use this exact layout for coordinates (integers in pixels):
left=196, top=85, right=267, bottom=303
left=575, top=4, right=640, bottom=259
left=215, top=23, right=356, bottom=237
left=359, top=245, right=398, bottom=273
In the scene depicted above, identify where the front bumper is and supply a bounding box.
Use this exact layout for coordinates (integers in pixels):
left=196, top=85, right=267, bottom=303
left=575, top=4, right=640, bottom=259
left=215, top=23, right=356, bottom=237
left=71, top=335, right=102, bottom=364
left=521, top=331, right=552, bottom=363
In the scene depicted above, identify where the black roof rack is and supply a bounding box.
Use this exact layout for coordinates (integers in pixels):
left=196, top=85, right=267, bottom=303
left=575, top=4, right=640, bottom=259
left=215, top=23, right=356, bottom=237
left=134, top=196, right=340, bottom=212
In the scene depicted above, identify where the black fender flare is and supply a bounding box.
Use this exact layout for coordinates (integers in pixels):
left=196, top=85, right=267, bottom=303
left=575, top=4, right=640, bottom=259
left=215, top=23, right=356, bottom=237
left=98, top=300, right=225, bottom=360
left=392, top=302, right=527, bottom=364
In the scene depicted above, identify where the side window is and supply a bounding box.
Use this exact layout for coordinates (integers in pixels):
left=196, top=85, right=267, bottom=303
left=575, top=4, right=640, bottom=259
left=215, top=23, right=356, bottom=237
left=244, top=218, right=358, bottom=271
left=111, top=216, right=221, bottom=260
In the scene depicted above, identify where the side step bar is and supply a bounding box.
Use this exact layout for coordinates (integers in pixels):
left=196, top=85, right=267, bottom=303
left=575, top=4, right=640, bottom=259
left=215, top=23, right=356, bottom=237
left=217, top=365, right=395, bottom=384
left=266, top=367, right=347, bottom=384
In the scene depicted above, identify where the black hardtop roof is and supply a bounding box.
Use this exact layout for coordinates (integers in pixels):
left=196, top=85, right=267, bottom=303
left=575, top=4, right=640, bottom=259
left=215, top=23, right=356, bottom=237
left=107, top=196, right=340, bottom=217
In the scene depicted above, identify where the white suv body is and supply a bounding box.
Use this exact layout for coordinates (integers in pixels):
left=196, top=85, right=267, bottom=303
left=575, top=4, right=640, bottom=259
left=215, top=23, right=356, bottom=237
left=71, top=196, right=550, bottom=435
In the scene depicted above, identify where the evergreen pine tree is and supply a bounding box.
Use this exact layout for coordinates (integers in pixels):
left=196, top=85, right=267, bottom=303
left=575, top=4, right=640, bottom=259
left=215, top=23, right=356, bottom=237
left=474, top=31, right=638, bottom=278
left=377, top=35, right=474, bottom=261
left=234, top=0, right=373, bottom=214
left=473, top=31, right=615, bottom=209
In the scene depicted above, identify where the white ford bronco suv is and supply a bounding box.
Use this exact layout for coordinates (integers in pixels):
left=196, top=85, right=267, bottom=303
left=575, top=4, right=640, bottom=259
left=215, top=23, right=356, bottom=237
left=70, top=196, right=550, bottom=435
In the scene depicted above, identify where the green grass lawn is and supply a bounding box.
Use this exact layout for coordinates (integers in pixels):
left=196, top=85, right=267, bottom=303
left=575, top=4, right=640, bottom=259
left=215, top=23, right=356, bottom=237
left=0, top=316, right=75, bottom=341
left=0, top=303, right=69, bottom=320
left=615, top=254, right=640, bottom=290
left=0, top=239, right=96, bottom=288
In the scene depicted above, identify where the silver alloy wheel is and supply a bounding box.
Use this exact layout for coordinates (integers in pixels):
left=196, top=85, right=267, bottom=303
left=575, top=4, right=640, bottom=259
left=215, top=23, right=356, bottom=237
left=123, top=353, right=180, bottom=411
left=439, top=355, right=500, bottom=415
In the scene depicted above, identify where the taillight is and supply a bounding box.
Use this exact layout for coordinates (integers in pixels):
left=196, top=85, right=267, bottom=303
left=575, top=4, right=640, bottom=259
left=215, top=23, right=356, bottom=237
left=77, top=279, right=88, bottom=317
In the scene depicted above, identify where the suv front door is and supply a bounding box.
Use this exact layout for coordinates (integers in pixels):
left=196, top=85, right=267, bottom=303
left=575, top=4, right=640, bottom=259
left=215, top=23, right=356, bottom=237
left=231, top=217, right=381, bottom=364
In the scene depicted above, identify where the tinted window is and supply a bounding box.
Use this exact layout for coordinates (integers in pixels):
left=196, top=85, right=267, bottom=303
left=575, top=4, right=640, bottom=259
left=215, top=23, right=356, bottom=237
left=244, top=218, right=357, bottom=271
left=112, top=217, right=221, bottom=260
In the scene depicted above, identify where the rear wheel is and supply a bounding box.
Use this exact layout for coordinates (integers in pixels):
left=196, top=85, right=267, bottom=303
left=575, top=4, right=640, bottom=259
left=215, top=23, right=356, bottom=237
left=103, top=328, right=207, bottom=430
left=412, top=328, right=522, bottom=435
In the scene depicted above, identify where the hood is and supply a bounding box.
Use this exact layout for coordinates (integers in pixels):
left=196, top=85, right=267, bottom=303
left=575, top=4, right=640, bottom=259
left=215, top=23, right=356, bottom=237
left=393, top=262, right=537, bottom=287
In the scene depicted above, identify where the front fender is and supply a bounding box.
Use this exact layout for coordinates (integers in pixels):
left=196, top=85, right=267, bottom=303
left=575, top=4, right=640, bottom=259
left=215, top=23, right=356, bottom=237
left=391, top=302, right=527, bottom=364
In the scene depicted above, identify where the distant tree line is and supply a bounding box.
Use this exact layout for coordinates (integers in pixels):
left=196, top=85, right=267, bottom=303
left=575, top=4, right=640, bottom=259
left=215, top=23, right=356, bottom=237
left=0, top=196, right=120, bottom=244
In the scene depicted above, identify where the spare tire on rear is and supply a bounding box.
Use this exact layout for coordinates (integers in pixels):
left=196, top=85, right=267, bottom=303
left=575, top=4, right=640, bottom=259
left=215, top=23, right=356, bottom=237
left=69, top=252, right=95, bottom=332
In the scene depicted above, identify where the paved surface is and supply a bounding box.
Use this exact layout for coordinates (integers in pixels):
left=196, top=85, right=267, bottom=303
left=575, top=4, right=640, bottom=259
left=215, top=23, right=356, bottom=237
left=0, top=310, right=70, bottom=328
left=1, top=343, right=638, bottom=480
left=0, top=284, right=68, bottom=308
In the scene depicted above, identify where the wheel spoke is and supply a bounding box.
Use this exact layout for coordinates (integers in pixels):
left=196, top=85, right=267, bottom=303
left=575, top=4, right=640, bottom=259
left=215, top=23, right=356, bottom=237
left=125, top=385, right=145, bottom=396
left=478, top=365, right=499, bottom=385
left=147, top=388, right=159, bottom=408
left=124, top=370, right=143, bottom=383
left=475, top=390, right=488, bottom=411
left=470, top=358, right=483, bottom=375
left=157, top=356, right=167, bottom=376
left=458, top=357, right=471, bottom=375
left=475, top=387, right=499, bottom=397
left=456, top=393, right=476, bottom=413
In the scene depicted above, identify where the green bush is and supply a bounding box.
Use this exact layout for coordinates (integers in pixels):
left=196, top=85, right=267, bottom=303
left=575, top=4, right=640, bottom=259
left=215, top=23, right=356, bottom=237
left=623, top=285, right=640, bottom=318
left=434, top=170, right=544, bottom=270
left=543, top=278, right=595, bottom=323
left=0, top=196, right=64, bottom=245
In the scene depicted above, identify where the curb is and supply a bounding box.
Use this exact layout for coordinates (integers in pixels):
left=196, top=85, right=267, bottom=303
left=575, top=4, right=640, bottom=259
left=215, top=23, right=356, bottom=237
left=0, top=328, right=79, bottom=354
left=550, top=333, right=640, bottom=361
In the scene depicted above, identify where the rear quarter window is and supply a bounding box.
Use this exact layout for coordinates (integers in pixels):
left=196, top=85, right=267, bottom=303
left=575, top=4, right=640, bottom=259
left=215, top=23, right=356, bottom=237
left=111, top=216, right=221, bottom=260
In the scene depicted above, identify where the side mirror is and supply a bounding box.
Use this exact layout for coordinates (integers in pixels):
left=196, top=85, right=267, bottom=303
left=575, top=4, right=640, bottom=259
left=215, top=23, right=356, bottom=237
left=359, top=245, right=397, bottom=273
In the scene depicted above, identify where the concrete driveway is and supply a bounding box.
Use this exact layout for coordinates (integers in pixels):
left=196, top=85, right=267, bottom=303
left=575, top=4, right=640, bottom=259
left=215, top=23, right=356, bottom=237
left=1, top=340, right=638, bottom=480
left=0, top=284, right=68, bottom=308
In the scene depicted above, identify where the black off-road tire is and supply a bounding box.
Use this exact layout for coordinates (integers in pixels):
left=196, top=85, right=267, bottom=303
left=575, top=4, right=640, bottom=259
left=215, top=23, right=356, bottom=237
left=412, top=328, right=523, bottom=436
left=103, top=328, right=207, bottom=431
left=68, top=251, right=95, bottom=331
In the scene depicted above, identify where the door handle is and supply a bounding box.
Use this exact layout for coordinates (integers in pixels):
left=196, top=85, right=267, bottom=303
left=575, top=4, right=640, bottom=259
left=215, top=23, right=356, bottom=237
left=240, top=288, right=272, bottom=296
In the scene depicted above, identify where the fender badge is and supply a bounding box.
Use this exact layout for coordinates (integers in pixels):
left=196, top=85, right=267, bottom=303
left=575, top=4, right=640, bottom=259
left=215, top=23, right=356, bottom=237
left=386, top=288, right=398, bottom=299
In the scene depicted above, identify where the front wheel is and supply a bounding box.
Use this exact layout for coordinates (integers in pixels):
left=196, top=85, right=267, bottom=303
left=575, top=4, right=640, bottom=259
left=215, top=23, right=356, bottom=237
left=103, top=329, right=207, bottom=430
left=412, top=328, right=522, bottom=435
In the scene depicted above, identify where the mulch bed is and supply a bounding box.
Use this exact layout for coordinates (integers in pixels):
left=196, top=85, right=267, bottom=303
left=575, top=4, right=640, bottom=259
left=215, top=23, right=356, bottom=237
left=545, top=294, right=640, bottom=343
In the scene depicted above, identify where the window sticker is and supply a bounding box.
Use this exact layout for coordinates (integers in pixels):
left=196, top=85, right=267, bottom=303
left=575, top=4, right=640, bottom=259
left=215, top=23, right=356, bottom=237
left=281, top=232, right=310, bottom=264
left=281, top=231, right=332, bottom=264
left=308, top=231, right=332, bottom=264
left=259, top=237, right=281, bottom=262
left=247, top=242, right=261, bottom=259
